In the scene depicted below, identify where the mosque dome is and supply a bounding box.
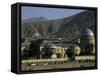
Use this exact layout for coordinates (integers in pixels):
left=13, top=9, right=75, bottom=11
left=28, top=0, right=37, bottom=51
left=81, top=28, right=94, bottom=36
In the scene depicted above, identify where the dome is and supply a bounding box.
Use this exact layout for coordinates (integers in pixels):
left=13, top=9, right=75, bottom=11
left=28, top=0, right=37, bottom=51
left=81, top=28, right=94, bottom=36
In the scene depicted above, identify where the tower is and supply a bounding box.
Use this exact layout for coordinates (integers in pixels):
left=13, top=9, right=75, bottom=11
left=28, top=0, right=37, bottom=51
left=81, top=28, right=95, bottom=55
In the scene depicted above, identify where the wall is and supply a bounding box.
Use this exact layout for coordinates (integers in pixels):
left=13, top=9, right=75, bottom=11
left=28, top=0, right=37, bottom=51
left=0, top=0, right=99, bottom=77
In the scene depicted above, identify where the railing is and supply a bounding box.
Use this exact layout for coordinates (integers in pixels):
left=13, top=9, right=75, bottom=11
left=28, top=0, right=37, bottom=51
left=22, top=56, right=95, bottom=64
left=22, top=58, right=68, bottom=64
left=75, top=55, right=95, bottom=61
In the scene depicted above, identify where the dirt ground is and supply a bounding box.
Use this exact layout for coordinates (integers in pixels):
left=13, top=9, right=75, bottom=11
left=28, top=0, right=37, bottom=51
left=21, top=61, right=95, bottom=71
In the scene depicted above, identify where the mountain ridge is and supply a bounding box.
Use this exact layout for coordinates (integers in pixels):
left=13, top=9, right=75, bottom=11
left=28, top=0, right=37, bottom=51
left=22, top=10, right=96, bottom=41
left=22, top=16, right=48, bottom=23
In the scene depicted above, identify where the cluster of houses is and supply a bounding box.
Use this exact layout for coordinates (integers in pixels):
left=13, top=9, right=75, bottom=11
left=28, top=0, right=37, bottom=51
left=21, top=28, right=95, bottom=59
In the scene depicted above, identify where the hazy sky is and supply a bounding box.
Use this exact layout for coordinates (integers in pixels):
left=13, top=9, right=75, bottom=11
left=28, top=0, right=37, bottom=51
left=21, top=6, right=85, bottom=20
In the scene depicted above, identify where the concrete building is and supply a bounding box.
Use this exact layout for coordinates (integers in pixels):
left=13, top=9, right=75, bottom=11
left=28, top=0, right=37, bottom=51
left=81, top=28, right=95, bottom=54
left=40, top=41, right=81, bottom=58
left=40, top=41, right=67, bottom=58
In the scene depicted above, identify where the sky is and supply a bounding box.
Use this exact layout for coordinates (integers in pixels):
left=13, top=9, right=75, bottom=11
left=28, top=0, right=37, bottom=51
left=21, top=6, right=85, bottom=20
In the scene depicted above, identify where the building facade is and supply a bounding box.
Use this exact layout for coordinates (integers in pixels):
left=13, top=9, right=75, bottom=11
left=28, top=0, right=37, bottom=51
left=81, top=28, right=95, bottom=54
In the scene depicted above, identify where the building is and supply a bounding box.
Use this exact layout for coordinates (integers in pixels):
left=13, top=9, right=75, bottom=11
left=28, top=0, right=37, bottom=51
left=80, top=28, right=95, bottom=54
left=21, top=38, right=30, bottom=51
left=21, top=42, right=30, bottom=51
left=71, top=45, right=81, bottom=56
left=40, top=41, right=67, bottom=58
left=40, top=41, right=81, bottom=58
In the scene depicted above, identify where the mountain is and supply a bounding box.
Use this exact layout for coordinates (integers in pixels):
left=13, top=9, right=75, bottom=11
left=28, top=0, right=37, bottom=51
left=22, top=16, right=48, bottom=23
left=56, top=10, right=96, bottom=40
left=21, top=10, right=96, bottom=41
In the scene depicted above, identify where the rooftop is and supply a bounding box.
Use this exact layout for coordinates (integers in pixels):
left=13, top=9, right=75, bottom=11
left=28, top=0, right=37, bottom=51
left=81, top=28, right=94, bottom=36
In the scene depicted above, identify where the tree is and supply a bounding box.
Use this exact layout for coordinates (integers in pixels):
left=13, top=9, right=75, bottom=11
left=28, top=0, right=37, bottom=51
left=21, top=38, right=25, bottom=43
left=21, top=48, right=29, bottom=60
left=66, top=46, right=75, bottom=61
left=41, top=44, right=52, bottom=59
left=80, top=43, right=94, bottom=55
left=28, top=39, right=43, bottom=59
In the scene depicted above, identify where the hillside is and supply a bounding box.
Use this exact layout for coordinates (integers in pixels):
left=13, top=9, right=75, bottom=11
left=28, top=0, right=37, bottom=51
left=21, top=10, right=96, bottom=41
left=22, top=16, right=48, bottom=23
